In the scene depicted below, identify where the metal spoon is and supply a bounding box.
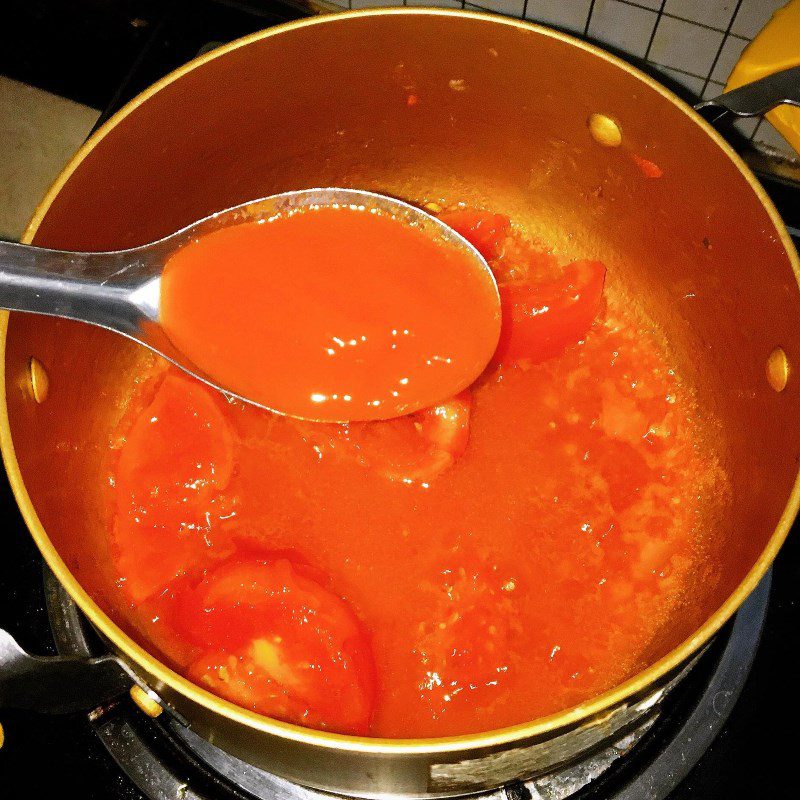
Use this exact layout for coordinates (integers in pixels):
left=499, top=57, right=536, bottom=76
left=0, top=188, right=499, bottom=421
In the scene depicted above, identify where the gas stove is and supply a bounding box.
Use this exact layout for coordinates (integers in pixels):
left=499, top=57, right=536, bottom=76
left=15, top=560, right=779, bottom=800
left=0, top=2, right=798, bottom=798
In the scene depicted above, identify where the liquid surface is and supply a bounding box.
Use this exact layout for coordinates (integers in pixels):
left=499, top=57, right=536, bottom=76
left=108, top=207, right=725, bottom=738
left=160, top=206, right=500, bottom=421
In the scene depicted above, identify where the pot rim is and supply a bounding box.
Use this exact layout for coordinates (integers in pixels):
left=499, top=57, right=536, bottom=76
left=1, top=6, right=798, bottom=757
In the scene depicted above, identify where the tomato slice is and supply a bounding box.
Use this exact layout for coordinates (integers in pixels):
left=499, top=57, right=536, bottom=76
left=341, top=390, right=472, bottom=484
left=112, top=373, right=235, bottom=604
left=174, top=557, right=376, bottom=735
left=436, top=209, right=512, bottom=261
left=494, top=260, right=606, bottom=365
left=436, top=208, right=605, bottom=366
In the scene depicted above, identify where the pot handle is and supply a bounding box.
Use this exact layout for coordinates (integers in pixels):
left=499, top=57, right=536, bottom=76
left=694, top=65, right=800, bottom=121
left=0, top=628, right=133, bottom=714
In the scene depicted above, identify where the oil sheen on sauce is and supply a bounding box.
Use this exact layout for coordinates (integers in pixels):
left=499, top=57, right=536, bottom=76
left=159, top=206, right=500, bottom=422
left=108, top=206, right=726, bottom=738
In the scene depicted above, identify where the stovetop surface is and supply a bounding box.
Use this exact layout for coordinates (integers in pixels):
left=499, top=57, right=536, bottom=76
left=1, top=2, right=799, bottom=798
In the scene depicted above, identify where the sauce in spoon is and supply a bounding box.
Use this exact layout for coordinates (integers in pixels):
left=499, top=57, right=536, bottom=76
left=160, top=205, right=501, bottom=421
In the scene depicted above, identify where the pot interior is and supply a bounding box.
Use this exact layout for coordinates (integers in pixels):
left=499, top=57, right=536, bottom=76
left=3, top=10, right=799, bottom=731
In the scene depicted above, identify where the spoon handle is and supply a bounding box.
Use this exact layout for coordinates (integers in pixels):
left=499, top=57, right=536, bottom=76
left=694, top=65, right=800, bottom=121
left=0, top=240, right=155, bottom=336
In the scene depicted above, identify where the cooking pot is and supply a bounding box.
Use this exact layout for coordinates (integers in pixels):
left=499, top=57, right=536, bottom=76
left=1, top=8, right=799, bottom=798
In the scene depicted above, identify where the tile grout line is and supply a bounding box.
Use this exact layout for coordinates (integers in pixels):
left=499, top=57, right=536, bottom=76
left=615, top=0, right=752, bottom=36
left=583, top=0, right=597, bottom=37
left=421, top=0, right=753, bottom=40
left=648, top=61, right=722, bottom=83
left=699, top=0, right=744, bottom=97
left=643, top=0, right=667, bottom=63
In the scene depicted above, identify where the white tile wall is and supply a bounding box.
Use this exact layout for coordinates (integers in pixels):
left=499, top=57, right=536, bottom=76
left=350, top=1, right=402, bottom=8
left=588, top=0, right=658, bottom=59
left=664, top=0, right=737, bottom=30
left=469, top=0, right=526, bottom=16
left=731, top=0, right=788, bottom=38
left=754, top=120, right=791, bottom=152
left=701, top=80, right=726, bottom=99
left=710, top=34, right=749, bottom=84
left=654, top=65, right=707, bottom=96
left=649, top=15, right=725, bottom=76
left=406, top=0, right=463, bottom=7
left=731, top=116, right=761, bottom=138
left=525, top=0, right=593, bottom=34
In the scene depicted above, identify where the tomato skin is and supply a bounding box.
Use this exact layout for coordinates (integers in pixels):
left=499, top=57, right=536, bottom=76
left=494, top=260, right=606, bottom=365
left=417, top=390, right=471, bottom=459
left=338, top=390, right=472, bottom=485
left=437, top=209, right=512, bottom=261
left=631, top=153, right=663, bottom=179
left=112, top=374, right=236, bottom=604
left=116, top=373, right=234, bottom=495
left=173, top=556, right=377, bottom=735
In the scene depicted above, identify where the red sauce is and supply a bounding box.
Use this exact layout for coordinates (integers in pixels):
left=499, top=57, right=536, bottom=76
left=108, top=206, right=723, bottom=738
left=159, top=206, right=500, bottom=421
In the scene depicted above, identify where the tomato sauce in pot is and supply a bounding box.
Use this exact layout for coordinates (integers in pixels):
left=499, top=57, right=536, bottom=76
left=106, top=206, right=726, bottom=738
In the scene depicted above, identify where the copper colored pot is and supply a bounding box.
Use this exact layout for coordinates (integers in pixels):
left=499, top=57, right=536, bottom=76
left=2, top=9, right=799, bottom=798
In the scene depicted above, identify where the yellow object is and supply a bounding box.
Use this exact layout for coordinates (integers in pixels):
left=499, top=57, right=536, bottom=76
left=0, top=720, right=4, bottom=749
left=767, top=346, right=791, bottom=392
left=129, top=684, right=163, bottom=718
left=726, top=0, right=800, bottom=156
left=587, top=112, right=623, bottom=147
left=28, top=357, right=49, bottom=403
